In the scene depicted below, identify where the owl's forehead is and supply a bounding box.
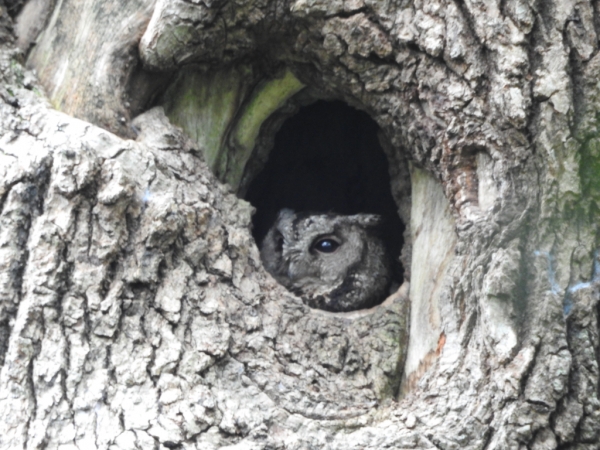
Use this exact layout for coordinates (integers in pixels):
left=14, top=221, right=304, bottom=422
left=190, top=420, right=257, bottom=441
left=292, top=213, right=343, bottom=236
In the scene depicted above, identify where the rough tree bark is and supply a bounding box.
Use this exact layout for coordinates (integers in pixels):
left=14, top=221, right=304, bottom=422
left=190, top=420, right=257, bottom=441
left=1, top=0, right=600, bottom=449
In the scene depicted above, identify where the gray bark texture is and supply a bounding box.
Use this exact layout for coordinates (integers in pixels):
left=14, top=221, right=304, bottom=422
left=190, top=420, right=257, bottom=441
left=1, top=0, right=600, bottom=449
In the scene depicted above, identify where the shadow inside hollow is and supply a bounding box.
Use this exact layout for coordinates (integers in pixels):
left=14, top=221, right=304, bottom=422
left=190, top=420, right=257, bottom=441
left=245, top=100, right=405, bottom=285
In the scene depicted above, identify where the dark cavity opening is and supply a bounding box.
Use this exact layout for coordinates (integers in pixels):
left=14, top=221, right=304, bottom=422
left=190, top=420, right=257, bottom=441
left=245, top=100, right=405, bottom=305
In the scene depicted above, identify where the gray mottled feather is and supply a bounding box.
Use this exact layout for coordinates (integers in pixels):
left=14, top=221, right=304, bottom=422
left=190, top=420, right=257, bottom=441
left=260, top=209, right=391, bottom=312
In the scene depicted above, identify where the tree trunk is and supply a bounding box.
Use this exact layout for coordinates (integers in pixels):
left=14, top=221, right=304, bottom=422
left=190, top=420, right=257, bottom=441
left=1, top=0, right=600, bottom=449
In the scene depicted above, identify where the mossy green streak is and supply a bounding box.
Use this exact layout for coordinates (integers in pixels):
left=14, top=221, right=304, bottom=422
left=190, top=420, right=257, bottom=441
left=227, top=68, right=305, bottom=189
left=163, top=66, right=305, bottom=192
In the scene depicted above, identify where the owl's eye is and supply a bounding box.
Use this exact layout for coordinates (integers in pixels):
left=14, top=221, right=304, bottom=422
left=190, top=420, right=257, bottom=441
left=313, top=238, right=340, bottom=253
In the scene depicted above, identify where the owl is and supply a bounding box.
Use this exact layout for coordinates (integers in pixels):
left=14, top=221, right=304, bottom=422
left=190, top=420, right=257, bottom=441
left=259, top=209, right=391, bottom=312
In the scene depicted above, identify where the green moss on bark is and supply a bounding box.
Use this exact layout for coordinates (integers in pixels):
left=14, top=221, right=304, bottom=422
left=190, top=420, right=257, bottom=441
left=162, top=66, right=304, bottom=191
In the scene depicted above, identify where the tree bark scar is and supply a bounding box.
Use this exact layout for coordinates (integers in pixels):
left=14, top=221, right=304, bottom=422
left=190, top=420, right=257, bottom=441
left=436, top=332, right=446, bottom=356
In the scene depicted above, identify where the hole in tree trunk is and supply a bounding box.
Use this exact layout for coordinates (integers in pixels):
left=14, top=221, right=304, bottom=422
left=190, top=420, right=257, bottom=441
left=245, top=100, right=406, bottom=311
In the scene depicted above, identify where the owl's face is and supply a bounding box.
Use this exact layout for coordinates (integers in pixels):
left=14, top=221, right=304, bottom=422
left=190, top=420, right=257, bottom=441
left=260, top=209, right=391, bottom=312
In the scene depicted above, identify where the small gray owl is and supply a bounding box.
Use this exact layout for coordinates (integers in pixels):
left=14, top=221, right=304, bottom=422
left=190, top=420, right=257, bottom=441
left=260, top=209, right=391, bottom=312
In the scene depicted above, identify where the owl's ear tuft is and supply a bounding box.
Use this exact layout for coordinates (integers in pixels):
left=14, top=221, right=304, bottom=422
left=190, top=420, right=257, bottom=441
left=276, top=208, right=297, bottom=227
left=278, top=208, right=296, bottom=219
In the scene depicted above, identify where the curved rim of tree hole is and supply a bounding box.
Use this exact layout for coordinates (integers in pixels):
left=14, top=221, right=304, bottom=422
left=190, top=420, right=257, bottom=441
left=160, top=67, right=420, bottom=403
left=245, top=99, right=407, bottom=311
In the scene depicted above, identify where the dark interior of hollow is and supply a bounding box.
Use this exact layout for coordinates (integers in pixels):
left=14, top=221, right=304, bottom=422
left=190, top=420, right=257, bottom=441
left=245, top=100, right=405, bottom=288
